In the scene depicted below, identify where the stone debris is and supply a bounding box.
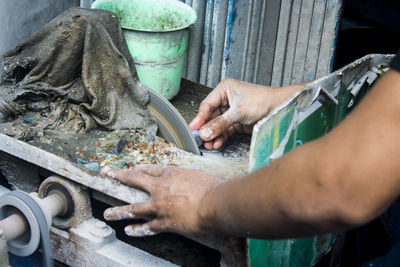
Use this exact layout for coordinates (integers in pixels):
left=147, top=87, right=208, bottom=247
left=75, top=130, right=177, bottom=172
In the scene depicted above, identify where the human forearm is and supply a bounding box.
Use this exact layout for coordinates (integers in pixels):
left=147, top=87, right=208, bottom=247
left=269, top=82, right=308, bottom=110
left=101, top=71, right=400, bottom=240
left=199, top=141, right=342, bottom=239
left=190, top=79, right=306, bottom=150
left=199, top=71, right=400, bottom=239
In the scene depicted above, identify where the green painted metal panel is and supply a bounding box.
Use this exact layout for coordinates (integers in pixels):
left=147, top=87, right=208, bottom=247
left=248, top=54, right=394, bottom=266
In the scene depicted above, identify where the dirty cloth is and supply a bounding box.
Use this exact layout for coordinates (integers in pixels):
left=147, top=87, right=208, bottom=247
left=0, top=7, right=156, bottom=138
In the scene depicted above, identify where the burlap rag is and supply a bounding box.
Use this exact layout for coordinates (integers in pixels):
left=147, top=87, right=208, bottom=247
left=0, top=7, right=156, bottom=138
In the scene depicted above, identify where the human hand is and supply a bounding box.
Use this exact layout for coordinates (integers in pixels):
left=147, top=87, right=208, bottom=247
left=101, top=165, right=222, bottom=237
left=189, top=79, right=283, bottom=150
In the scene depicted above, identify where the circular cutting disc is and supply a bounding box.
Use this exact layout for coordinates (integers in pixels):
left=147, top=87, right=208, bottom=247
left=147, top=89, right=200, bottom=155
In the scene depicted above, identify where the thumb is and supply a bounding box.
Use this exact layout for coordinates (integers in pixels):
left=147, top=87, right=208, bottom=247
left=199, top=110, right=236, bottom=141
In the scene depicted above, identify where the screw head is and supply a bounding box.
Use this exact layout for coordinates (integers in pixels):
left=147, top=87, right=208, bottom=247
left=95, top=221, right=107, bottom=229
left=90, top=221, right=113, bottom=239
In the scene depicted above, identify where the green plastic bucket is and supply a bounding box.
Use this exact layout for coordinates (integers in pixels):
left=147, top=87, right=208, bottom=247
left=92, top=0, right=197, bottom=100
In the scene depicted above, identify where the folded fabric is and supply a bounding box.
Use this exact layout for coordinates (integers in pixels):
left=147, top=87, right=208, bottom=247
left=0, top=7, right=156, bottom=136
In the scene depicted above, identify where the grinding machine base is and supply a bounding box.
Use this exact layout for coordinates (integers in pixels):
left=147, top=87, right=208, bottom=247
left=0, top=80, right=249, bottom=267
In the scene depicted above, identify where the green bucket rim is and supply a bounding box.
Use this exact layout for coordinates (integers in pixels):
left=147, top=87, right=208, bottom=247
left=91, top=0, right=197, bottom=33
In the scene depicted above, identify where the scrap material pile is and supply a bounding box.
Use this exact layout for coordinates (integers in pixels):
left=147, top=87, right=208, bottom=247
left=47, top=129, right=178, bottom=172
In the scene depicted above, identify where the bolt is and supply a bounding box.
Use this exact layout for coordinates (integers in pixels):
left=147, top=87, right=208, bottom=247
left=95, top=221, right=106, bottom=229
left=90, top=220, right=113, bottom=239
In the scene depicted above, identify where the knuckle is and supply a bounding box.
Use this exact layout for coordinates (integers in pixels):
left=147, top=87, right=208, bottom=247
left=127, top=205, right=136, bottom=213
left=199, top=101, right=212, bottom=112
left=162, top=167, right=174, bottom=177
left=151, top=182, right=163, bottom=194
left=119, top=172, right=130, bottom=183
left=151, top=220, right=166, bottom=232
left=152, top=199, right=164, bottom=212
left=220, top=113, right=233, bottom=126
left=210, top=120, right=221, bottom=132
left=126, top=168, right=137, bottom=176
left=221, top=78, right=233, bottom=85
left=220, top=78, right=236, bottom=90
left=232, top=123, right=242, bottom=132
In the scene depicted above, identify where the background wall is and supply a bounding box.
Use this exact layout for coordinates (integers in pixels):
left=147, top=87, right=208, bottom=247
left=0, top=0, right=80, bottom=57
left=0, top=0, right=341, bottom=89
left=178, top=0, right=342, bottom=88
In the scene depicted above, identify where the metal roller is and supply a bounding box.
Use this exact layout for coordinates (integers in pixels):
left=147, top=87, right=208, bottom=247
left=0, top=190, right=57, bottom=267
left=38, top=176, right=92, bottom=229
left=0, top=175, right=91, bottom=266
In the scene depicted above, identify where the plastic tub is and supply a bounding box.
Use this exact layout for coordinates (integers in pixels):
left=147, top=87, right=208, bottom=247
left=92, top=0, right=197, bottom=100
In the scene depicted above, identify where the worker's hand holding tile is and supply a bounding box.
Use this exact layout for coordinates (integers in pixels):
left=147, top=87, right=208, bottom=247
left=189, top=79, right=301, bottom=150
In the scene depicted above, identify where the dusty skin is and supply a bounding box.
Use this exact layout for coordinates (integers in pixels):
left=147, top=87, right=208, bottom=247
left=189, top=79, right=303, bottom=150
left=102, top=165, right=222, bottom=237
left=103, top=70, right=400, bottom=241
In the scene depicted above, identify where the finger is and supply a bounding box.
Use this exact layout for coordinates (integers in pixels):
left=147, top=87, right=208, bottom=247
left=231, top=123, right=253, bottom=135
left=212, top=134, right=228, bottom=150
left=189, top=91, right=224, bottom=130
left=101, top=166, right=155, bottom=192
left=198, top=110, right=236, bottom=141
left=227, top=124, right=239, bottom=136
left=193, top=109, right=225, bottom=138
left=103, top=202, right=156, bottom=221
left=209, top=107, right=225, bottom=121
left=134, top=164, right=164, bottom=177
left=191, top=103, right=229, bottom=131
left=124, top=220, right=165, bottom=237
left=203, top=141, right=214, bottom=150
left=189, top=102, right=215, bottom=130
left=210, top=123, right=245, bottom=150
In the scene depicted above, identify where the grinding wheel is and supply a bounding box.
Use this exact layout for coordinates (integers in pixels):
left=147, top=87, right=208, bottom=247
left=147, top=88, right=200, bottom=155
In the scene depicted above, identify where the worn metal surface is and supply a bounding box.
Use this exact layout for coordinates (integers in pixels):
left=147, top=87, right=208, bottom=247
left=0, top=151, right=41, bottom=192
left=0, top=96, right=249, bottom=266
left=51, top=217, right=177, bottom=267
left=248, top=54, right=394, bottom=266
left=38, top=176, right=92, bottom=229
left=0, top=0, right=79, bottom=57
left=0, top=229, right=9, bottom=267
left=0, top=183, right=175, bottom=267
left=0, top=182, right=171, bottom=266
left=0, top=132, right=248, bottom=266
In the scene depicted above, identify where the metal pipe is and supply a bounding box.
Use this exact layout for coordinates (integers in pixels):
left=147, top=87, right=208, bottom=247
left=0, top=213, right=28, bottom=241
left=0, top=191, right=67, bottom=241
left=40, top=191, right=67, bottom=218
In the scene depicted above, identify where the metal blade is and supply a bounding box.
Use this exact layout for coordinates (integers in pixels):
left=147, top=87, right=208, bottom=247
left=147, top=88, right=200, bottom=155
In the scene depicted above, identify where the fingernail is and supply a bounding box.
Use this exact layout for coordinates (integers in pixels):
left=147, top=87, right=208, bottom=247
left=199, top=127, right=213, bottom=139
left=101, top=166, right=116, bottom=179
left=104, top=208, right=112, bottom=219
left=125, top=226, right=156, bottom=237
left=101, top=166, right=111, bottom=175
left=104, top=207, right=135, bottom=220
